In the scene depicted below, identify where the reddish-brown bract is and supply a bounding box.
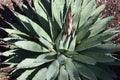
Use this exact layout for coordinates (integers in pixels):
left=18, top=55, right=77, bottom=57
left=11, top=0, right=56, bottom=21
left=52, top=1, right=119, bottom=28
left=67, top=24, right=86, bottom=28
left=66, top=10, right=74, bottom=35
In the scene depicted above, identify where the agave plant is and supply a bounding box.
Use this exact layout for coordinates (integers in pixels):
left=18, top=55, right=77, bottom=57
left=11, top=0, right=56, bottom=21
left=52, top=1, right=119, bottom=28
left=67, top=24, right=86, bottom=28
left=1, top=0, right=120, bottom=80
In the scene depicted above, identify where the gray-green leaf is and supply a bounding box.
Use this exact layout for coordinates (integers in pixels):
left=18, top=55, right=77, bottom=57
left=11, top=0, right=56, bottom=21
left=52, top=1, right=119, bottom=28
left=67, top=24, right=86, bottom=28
left=46, top=60, right=60, bottom=80
left=32, top=68, right=47, bottom=80
left=15, top=41, right=48, bottom=52
left=65, top=58, right=81, bottom=80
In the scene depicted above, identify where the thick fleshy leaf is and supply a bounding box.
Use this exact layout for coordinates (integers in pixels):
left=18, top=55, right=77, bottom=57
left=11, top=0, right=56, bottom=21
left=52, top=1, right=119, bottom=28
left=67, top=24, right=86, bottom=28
left=82, top=77, right=89, bottom=80
left=33, top=0, right=47, bottom=20
left=74, top=62, right=97, bottom=80
left=72, top=0, right=82, bottom=28
left=81, top=0, right=89, bottom=9
left=4, top=50, right=39, bottom=64
left=16, top=53, right=55, bottom=69
left=76, top=5, right=105, bottom=43
left=79, top=0, right=95, bottom=27
left=5, top=21, right=30, bottom=35
left=58, top=66, right=69, bottom=80
left=91, top=4, right=105, bottom=16
left=72, top=54, right=96, bottom=65
left=32, top=68, right=47, bottom=80
left=68, top=36, right=76, bottom=51
left=3, top=28, right=26, bottom=36
left=76, top=29, right=118, bottom=51
left=33, top=0, right=51, bottom=35
left=48, top=18, right=61, bottom=41
left=38, top=37, right=53, bottom=51
left=35, top=52, right=55, bottom=65
left=55, top=32, right=63, bottom=50
left=76, top=16, right=99, bottom=43
left=52, top=0, right=65, bottom=27
left=46, top=60, right=59, bottom=80
left=57, top=54, right=67, bottom=65
left=59, top=40, right=64, bottom=50
left=14, top=12, right=52, bottom=42
left=17, top=69, right=35, bottom=80
left=50, top=1, right=63, bottom=39
left=64, top=36, right=71, bottom=50
left=22, top=4, right=37, bottom=22
left=81, top=42, right=120, bottom=53
left=66, top=0, right=72, bottom=10
left=94, top=43, right=120, bottom=53
left=82, top=52, right=114, bottom=63
left=98, top=65, right=117, bottom=79
left=88, top=66, right=114, bottom=80
left=90, top=16, right=114, bottom=37
left=71, top=0, right=81, bottom=15
left=107, top=62, right=120, bottom=66
left=16, top=58, right=35, bottom=69
left=40, top=0, right=51, bottom=17
left=15, top=41, right=48, bottom=52
left=10, top=69, right=25, bottom=78
left=3, top=37, right=22, bottom=44
left=2, top=50, right=17, bottom=56
left=65, top=58, right=81, bottom=80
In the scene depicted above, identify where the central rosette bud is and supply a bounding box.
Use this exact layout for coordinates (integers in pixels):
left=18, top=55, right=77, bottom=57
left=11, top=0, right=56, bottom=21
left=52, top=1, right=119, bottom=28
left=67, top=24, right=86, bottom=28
left=63, top=9, right=75, bottom=36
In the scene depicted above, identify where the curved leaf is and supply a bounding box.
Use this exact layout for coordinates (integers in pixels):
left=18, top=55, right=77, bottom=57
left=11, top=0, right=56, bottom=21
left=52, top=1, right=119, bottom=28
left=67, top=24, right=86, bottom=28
left=76, top=3, right=105, bottom=42
left=22, top=4, right=38, bottom=22
left=81, top=0, right=89, bottom=9
left=33, top=68, right=47, bottom=80
left=79, top=0, right=96, bottom=27
left=72, top=0, right=82, bottom=28
left=2, top=50, right=17, bottom=56
left=88, top=66, right=114, bottom=80
left=74, top=62, right=97, bottom=80
left=15, top=41, right=48, bottom=52
left=82, top=52, right=114, bottom=63
left=34, top=0, right=48, bottom=20
left=76, top=29, right=118, bottom=51
left=14, top=12, right=52, bottom=42
left=52, top=0, right=65, bottom=27
left=16, top=58, right=35, bottom=69
left=5, top=21, right=30, bottom=35
left=16, top=53, right=55, bottom=69
left=33, top=0, right=51, bottom=36
left=65, top=58, right=81, bottom=80
left=64, top=36, right=71, bottom=50
left=38, top=37, right=53, bottom=51
left=3, top=28, right=26, bottom=36
left=73, top=54, right=96, bottom=65
left=17, top=69, right=35, bottom=80
left=46, top=60, right=60, bottom=80
left=90, top=16, right=114, bottom=37
left=94, top=43, right=120, bottom=53
left=68, top=36, right=76, bottom=51
left=58, top=66, right=69, bottom=80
